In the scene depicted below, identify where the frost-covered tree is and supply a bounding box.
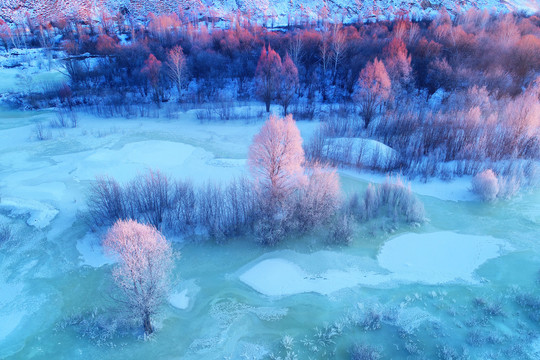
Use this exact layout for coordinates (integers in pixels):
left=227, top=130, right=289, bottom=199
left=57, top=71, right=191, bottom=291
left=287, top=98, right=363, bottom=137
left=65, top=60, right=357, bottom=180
left=248, top=114, right=306, bottom=245
left=255, top=46, right=282, bottom=112
left=248, top=114, right=305, bottom=203
left=166, top=45, right=187, bottom=99
left=104, top=219, right=174, bottom=335
left=471, top=169, right=499, bottom=202
left=354, top=58, right=391, bottom=128
left=279, top=53, right=299, bottom=115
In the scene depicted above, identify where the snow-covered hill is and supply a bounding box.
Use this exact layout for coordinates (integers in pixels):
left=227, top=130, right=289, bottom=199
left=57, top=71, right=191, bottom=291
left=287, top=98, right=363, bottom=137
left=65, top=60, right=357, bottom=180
left=1, top=0, right=539, bottom=25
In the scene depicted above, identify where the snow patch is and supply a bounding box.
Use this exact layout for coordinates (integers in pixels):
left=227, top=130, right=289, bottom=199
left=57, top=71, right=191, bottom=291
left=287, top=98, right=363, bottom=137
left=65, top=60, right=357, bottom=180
left=0, top=197, right=58, bottom=229
left=378, top=232, right=508, bottom=284
left=240, top=232, right=509, bottom=296
left=76, top=234, right=114, bottom=268
left=169, top=289, right=190, bottom=310
left=239, top=256, right=387, bottom=297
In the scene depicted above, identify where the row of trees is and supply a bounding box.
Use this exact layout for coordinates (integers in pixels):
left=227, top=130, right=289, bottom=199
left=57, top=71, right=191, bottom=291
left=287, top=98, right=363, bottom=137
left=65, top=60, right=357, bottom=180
left=6, top=9, right=539, bottom=111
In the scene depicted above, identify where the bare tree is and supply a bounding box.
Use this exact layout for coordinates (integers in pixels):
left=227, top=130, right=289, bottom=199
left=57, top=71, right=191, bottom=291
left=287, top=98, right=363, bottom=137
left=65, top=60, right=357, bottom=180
left=279, top=54, right=299, bottom=115
left=166, top=45, right=187, bottom=100
left=319, top=33, right=332, bottom=101
left=104, top=219, right=174, bottom=336
left=87, top=176, right=127, bottom=227
left=331, top=24, right=347, bottom=84
left=130, top=169, right=170, bottom=229
left=289, top=33, right=304, bottom=67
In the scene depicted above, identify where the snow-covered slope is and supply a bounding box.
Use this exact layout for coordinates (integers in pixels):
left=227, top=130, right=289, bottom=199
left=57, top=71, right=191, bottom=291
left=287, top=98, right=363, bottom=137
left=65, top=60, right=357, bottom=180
left=1, top=0, right=538, bottom=25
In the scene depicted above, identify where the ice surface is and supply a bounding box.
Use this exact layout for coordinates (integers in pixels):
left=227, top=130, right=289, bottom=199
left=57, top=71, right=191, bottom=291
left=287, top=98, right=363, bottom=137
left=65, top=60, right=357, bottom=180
left=0, top=311, right=24, bottom=342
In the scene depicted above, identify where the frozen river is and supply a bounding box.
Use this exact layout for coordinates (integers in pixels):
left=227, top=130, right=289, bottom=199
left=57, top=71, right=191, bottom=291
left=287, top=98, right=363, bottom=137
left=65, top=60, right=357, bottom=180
left=0, top=107, right=539, bottom=359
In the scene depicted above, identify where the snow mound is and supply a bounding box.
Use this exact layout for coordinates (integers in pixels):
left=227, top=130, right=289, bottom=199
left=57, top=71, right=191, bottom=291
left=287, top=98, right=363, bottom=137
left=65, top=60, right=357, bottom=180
left=0, top=197, right=58, bottom=229
left=323, top=138, right=400, bottom=169
left=378, top=232, right=509, bottom=284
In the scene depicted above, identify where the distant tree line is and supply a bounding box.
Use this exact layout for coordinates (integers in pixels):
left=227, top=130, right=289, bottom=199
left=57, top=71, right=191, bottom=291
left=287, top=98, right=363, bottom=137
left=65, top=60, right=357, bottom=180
left=3, top=9, right=538, bottom=183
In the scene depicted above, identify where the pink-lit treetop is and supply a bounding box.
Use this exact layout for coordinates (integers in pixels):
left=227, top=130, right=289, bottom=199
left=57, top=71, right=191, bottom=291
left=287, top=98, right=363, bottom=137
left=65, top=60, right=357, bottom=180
left=248, top=114, right=306, bottom=203
left=279, top=53, right=299, bottom=115
left=141, top=53, right=162, bottom=88
left=255, top=45, right=282, bottom=112
left=382, top=37, right=412, bottom=84
left=355, top=57, right=391, bottom=128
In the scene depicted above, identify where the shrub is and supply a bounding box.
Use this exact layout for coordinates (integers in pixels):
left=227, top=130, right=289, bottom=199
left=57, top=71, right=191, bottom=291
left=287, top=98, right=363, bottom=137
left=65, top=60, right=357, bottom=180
left=294, top=162, right=341, bottom=233
left=351, top=177, right=425, bottom=224
left=471, top=169, right=499, bottom=202
left=129, top=169, right=171, bottom=228
left=166, top=180, right=196, bottom=234
left=87, top=176, right=127, bottom=227
left=327, top=214, right=354, bottom=245
left=350, top=344, right=382, bottom=360
left=34, top=122, right=51, bottom=141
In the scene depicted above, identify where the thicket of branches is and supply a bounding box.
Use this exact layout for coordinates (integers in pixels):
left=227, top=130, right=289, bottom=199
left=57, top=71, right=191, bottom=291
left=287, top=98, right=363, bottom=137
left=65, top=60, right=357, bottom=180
left=86, top=168, right=341, bottom=244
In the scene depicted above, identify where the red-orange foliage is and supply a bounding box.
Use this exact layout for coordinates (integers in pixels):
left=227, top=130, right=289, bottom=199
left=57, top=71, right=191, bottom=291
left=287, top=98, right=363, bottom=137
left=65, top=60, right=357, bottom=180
left=255, top=46, right=282, bottom=112
left=141, top=53, right=162, bottom=88
left=96, top=34, right=119, bottom=55
left=383, top=37, right=412, bottom=84
left=354, top=58, right=392, bottom=128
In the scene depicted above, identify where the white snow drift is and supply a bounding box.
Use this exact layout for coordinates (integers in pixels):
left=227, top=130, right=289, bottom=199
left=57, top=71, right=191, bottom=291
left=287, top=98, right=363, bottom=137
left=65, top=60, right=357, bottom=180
left=240, top=232, right=509, bottom=297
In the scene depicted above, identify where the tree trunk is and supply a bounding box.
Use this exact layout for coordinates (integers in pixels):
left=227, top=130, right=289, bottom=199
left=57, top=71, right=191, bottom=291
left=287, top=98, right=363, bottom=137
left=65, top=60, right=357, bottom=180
left=265, top=99, right=271, bottom=112
left=143, top=311, right=153, bottom=335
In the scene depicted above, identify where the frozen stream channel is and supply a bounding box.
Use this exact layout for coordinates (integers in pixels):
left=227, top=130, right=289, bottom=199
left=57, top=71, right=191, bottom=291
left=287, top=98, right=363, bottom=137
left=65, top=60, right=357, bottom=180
left=0, top=107, right=539, bottom=359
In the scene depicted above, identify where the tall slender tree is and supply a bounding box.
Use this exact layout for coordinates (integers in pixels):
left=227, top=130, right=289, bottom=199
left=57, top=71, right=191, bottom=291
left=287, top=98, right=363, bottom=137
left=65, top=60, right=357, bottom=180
left=279, top=54, right=299, bottom=115
left=255, top=46, right=282, bottom=112
left=166, top=45, right=187, bottom=100
left=354, top=58, right=391, bottom=128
